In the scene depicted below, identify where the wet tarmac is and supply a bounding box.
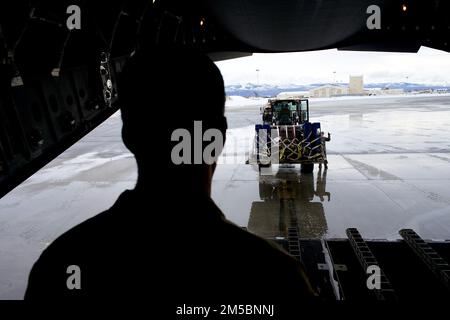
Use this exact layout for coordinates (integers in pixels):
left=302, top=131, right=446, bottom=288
left=1, top=94, right=450, bottom=299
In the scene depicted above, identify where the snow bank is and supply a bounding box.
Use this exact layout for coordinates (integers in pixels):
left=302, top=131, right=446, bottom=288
left=225, top=96, right=267, bottom=108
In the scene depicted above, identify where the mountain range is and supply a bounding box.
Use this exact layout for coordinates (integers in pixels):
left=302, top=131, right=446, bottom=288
left=226, top=82, right=450, bottom=98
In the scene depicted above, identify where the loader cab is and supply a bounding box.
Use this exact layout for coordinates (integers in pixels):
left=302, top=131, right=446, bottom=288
left=298, top=99, right=309, bottom=123
left=269, top=99, right=309, bottom=125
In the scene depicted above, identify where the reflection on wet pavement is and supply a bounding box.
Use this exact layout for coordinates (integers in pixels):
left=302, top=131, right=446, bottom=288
left=248, top=166, right=329, bottom=239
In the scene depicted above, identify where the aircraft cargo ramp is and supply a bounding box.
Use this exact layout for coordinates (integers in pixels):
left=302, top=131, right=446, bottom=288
left=271, top=230, right=450, bottom=301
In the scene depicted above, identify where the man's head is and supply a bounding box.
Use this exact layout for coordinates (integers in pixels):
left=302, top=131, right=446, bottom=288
left=118, top=47, right=227, bottom=196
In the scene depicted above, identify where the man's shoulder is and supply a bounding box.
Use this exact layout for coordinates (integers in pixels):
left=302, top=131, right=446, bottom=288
left=24, top=206, right=118, bottom=299
left=202, top=198, right=296, bottom=264
left=218, top=218, right=296, bottom=263
left=216, top=219, right=316, bottom=297
left=50, top=209, right=112, bottom=250
left=34, top=205, right=118, bottom=272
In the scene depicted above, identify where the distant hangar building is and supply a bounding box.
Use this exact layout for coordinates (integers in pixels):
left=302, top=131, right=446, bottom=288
left=276, top=91, right=309, bottom=99
left=309, top=84, right=348, bottom=98
left=308, top=75, right=365, bottom=98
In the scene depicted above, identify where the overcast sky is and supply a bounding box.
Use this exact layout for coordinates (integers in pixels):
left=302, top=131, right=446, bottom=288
left=215, top=46, right=450, bottom=86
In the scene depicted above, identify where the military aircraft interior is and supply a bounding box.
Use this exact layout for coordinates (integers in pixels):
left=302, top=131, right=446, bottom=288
left=1, top=0, right=450, bottom=314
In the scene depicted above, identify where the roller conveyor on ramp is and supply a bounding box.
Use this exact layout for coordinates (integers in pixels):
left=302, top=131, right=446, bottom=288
left=275, top=228, right=450, bottom=301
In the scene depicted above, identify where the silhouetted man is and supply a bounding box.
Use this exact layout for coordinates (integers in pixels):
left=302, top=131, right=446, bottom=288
left=25, top=48, right=316, bottom=311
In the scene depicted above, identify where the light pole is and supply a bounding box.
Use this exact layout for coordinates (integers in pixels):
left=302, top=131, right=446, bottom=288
left=256, top=69, right=260, bottom=86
